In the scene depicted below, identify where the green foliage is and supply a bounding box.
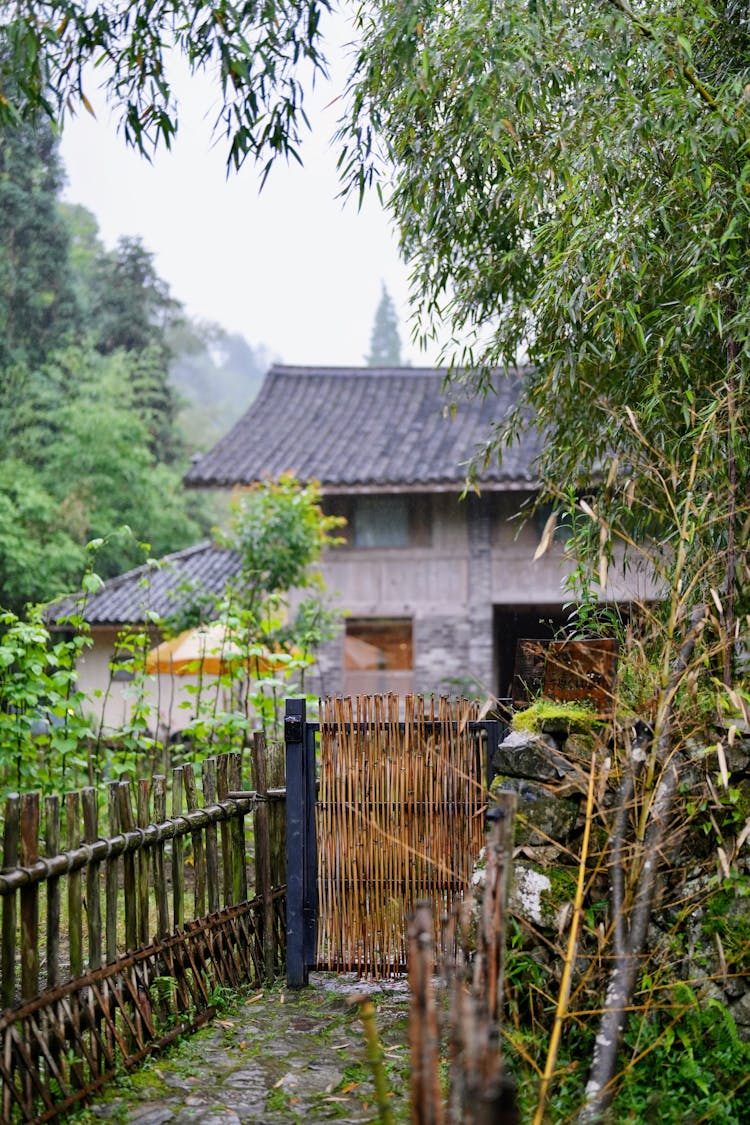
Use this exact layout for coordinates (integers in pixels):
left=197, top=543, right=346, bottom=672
left=0, top=114, right=80, bottom=368
left=0, top=0, right=330, bottom=173
left=0, top=459, right=85, bottom=607
left=344, top=0, right=750, bottom=654
left=222, top=474, right=344, bottom=604
left=0, top=118, right=214, bottom=609
left=0, top=606, right=95, bottom=794
left=366, top=283, right=402, bottom=367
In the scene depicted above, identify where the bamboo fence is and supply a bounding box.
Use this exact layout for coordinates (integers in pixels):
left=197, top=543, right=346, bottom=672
left=0, top=747, right=286, bottom=1123
left=316, top=695, right=488, bottom=977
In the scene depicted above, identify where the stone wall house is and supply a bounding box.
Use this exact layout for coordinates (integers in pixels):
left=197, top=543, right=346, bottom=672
left=184, top=364, right=656, bottom=700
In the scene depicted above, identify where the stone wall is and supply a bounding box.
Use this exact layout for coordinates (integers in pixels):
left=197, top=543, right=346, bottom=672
left=490, top=717, right=750, bottom=1036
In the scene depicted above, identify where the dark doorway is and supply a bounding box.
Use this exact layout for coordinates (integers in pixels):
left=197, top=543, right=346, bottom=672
left=493, top=604, right=569, bottom=699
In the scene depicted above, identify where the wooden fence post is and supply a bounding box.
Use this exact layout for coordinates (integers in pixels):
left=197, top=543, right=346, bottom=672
left=136, top=780, right=151, bottom=946
left=172, top=766, right=185, bottom=931
left=202, top=758, right=220, bottom=914
left=409, top=901, right=444, bottom=1125
left=228, top=752, right=247, bottom=906
left=20, top=792, right=40, bottom=1001
left=1, top=793, right=20, bottom=1008
left=66, top=790, right=83, bottom=979
left=106, top=781, right=120, bottom=963
left=152, top=776, right=169, bottom=938
left=45, top=794, right=61, bottom=990
left=285, top=697, right=308, bottom=988
left=252, top=731, right=275, bottom=980
left=82, top=788, right=102, bottom=971
left=117, top=781, right=137, bottom=951
left=217, top=754, right=233, bottom=907
left=183, top=764, right=206, bottom=918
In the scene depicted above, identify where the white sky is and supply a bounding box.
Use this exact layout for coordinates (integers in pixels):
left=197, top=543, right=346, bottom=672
left=59, top=12, right=429, bottom=368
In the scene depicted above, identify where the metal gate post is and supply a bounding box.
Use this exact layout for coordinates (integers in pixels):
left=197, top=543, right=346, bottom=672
left=285, top=697, right=307, bottom=987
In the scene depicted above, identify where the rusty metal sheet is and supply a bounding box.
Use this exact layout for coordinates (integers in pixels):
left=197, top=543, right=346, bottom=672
left=513, top=639, right=618, bottom=713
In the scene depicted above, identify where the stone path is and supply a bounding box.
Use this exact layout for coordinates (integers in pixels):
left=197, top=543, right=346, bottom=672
left=75, top=974, right=411, bottom=1124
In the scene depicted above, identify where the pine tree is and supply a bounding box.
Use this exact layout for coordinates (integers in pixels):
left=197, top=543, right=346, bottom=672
left=365, top=284, right=402, bottom=366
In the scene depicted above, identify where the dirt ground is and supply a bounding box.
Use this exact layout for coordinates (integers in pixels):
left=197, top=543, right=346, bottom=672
left=72, top=973, right=412, bottom=1124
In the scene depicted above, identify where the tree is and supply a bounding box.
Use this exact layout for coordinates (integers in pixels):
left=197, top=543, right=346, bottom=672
left=0, top=0, right=329, bottom=174
left=0, top=116, right=80, bottom=368
left=343, top=0, right=749, bottom=658
left=365, top=282, right=402, bottom=366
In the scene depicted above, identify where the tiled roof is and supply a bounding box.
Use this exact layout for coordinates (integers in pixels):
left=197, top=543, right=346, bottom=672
left=49, top=542, right=243, bottom=626
left=184, top=365, right=540, bottom=492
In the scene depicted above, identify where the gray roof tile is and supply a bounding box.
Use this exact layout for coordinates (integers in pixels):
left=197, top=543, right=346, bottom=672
left=184, top=365, right=540, bottom=491
left=49, top=542, right=243, bottom=626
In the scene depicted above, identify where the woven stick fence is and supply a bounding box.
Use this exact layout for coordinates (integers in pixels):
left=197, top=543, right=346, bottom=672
left=316, top=695, right=488, bottom=978
left=0, top=747, right=286, bottom=1123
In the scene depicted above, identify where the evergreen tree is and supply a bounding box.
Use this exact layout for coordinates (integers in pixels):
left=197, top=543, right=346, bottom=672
left=365, top=284, right=402, bottom=367
left=0, top=119, right=80, bottom=368
left=88, top=236, right=184, bottom=463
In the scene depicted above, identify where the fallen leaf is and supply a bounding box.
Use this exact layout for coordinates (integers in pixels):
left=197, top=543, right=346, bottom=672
left=339, top=1082, right=360, bottom=1094
left=215, top=1020, right=234, bottom=1028
left=245, top=993, right=264, bottom=1005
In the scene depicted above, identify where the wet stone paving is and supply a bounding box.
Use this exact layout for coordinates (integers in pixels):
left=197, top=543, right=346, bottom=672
left=75, top=974, right=411, bottom=1124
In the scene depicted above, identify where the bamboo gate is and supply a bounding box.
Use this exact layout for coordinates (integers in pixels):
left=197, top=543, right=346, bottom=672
left=284, top=695, right=503, bottom=984
left=0, top=741, right=285, bottom=1124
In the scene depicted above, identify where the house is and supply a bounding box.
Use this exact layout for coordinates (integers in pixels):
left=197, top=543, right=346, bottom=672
left=184, top=364, right=656, bottom=699
left=51, top=541, right=244, bottom=735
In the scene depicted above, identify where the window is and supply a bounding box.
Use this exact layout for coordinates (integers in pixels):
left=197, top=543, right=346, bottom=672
left=345, top=618, right=413, bottom=670
left=344, top=618, right=414, bottom=694
left=354, top=496, right=409, bottom=548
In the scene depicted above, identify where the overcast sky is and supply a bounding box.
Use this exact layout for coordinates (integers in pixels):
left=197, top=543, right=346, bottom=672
left=59, top=12, right=429, bottom=368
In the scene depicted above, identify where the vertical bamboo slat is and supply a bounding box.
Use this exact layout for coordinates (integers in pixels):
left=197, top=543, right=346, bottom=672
left=105, top=782, right=120, bottom=963
left=316, top=694, right=487, bottom=976
left=66, top=791, right=83, bottom=980
left=172, top=766, right=185, bottom=931
left=152, top=776, right=169, bottom=938
left=82, top=788, right=102, bottom=971
left=1, top=793, right=20, bottom=1008
left=117, top=782, right=137, bottom=952
left=183, top=764, right=206, bottom=918
left=202, top=758, right=220, bottom=914
left=45, top=794, right=61, bottom=990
